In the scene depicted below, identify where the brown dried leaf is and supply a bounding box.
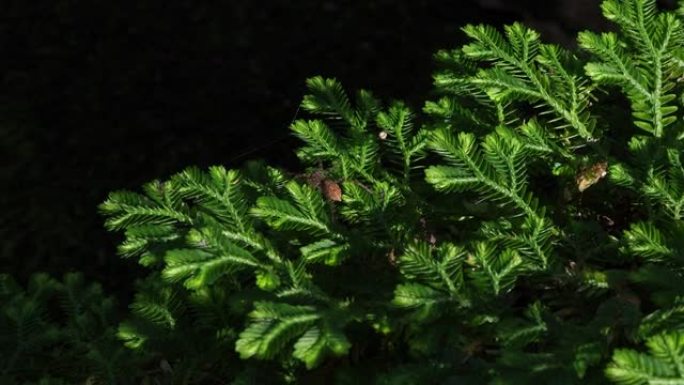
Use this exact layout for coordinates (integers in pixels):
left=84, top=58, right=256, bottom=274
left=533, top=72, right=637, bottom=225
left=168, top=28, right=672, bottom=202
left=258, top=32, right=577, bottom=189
left=576, top=161, right=608, bottom=192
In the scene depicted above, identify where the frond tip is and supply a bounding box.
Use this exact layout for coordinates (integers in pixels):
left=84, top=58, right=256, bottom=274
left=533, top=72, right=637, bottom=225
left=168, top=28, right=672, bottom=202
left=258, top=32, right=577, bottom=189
left=235, top=301, right=351, bottom=369
left=579, top=0, right=684, bottom=138
left=452, top=22, right=596, bottom=141
left=606, top=332, right=684, bottom=384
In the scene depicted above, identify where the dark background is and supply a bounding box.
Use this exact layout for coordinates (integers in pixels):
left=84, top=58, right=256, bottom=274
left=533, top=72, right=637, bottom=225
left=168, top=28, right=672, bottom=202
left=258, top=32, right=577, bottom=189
left=0, top=0, right=671, bottom=296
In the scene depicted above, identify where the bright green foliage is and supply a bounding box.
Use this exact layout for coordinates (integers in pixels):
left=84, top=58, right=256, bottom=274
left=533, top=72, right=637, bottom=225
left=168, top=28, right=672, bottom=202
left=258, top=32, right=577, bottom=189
left=97, top=0, right=684, bottom=382
left=435, top=21, right=596, bottom=143
left=579, top=0, right=684, bottom=138
left=426, top=125, right=556, bottom=268
left=98, top=78, right=421, bottom=378
left=606, top=332, right=684, bottom=385
left=10, top=0, right=684, bottom=383
left=236, top=301, right=351, bottom=369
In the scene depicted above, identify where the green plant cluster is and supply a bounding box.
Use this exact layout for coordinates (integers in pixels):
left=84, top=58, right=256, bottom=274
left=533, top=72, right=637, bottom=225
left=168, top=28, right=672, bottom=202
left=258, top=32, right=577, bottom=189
left=4, top=0, right=684, bottom=383
left=0, top=273, right=131, bottom=384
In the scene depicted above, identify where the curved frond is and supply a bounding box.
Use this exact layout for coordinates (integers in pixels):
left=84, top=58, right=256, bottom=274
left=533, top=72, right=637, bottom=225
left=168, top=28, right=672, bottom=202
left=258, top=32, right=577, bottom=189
left=579, top=0, right=684, bottom=138
left=301, top=76, right=360, bottom=130
left=397, top=241, right=467, bottom=298
left=607, top=332, right=684, bottom=384
left=250, top=181, right=332, bottom=235
left=457, top=22, right=596, bottom=140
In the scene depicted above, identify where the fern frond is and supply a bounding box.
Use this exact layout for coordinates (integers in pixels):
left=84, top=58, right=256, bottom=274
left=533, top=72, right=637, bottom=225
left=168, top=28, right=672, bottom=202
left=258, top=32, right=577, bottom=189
left=623, top=222, right=674, bottom=262
left=176, top=166, right=251, bottom=232
left=392, top=282, right=454, bottom=309
left=100, top=187, right=192, bottom=231
left=424, top=165, right=480, bottom=192
left=426, top=126, right=556, bottom=269
left=610, top=162, right=638, bottom=189
left=519, top=119, right=574, bottom=160
left=643, top=163, right=684, bottom=221
left=129, top=285, right=184, bottom=330
left=300, top=238, right=349, bottom=266
left=250, top=181, right=332, bottom=235
left=292, top=324, right=351, bottom=369
left=116, top=224, right=179, bottom=258
left=236, top=301, right=351, bottom=368
left=468, top=242, right=522, bottom=296
left=639, top=297, right=684, bottom=338
left=291, top=119, right=342, bottom=162
left=497, top=302, right=547, bottom=349
left=162, top=245, right=261, bottom=289
left=458, top=22, right=595, bottom=140
left=423, top=95, right=494, bottom=129
left=426, top=127, right=538, bottom=218
left=301, top=76, right=361, bottom=130
left=606, top=332, right=684, bottom=384
left=355, top=89, right=381, bottom=123
left=1, top=277, right=60, bottom=367
left=1, top=274, right=131, bottom=384
left=482, top=214, right=556, bottom=269
left=275, top=260, right=329, bottom=302
left=396, top=241, right=467, bottom=298
left=338, top=180, right=404, bottom=226
left=286, top=181, right=329, bottom=224
left=580, top=0, right=684, bottom=138
left=345, top=134, right=380, bottom=180
left=377, top=102, right=428, bottom=179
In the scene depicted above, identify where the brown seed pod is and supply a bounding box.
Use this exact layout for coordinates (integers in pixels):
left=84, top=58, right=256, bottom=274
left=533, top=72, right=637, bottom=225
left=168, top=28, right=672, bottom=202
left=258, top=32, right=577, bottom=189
left=576, top=161, right=608, bottom=192
left=322, top=179, right=342, bottom=202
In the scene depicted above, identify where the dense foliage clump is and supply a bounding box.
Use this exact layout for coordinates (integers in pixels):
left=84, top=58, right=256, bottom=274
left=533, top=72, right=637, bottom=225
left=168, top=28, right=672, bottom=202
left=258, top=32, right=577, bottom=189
left=4, top=0, right=684, bottom=383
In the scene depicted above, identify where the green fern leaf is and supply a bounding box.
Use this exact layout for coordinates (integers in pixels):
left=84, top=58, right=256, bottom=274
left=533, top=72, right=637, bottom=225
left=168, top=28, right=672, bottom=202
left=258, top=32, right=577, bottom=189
left=458, top=22, right=595, bottom=140
left=292, top=325, right=351, bottom=369
left=301, top=76, right=361, bottom=130
left=639, top=297, right=684, bottom=338
left=162, top=245, right=261, bottom=289
left=392, top=283, right=453, bottom=309
left=468, top=242, right=522, bottom=296
left=300, top=239, right=349, bottom=266
left=377, top=102, right=428, bottom=178
left=397, top=241, right=466, bottom=297
left=624, top=222, right=673, bottom=262
left=128, top=285, right=184, bottom=330
left=579, top=0, right=684, bottom=138
left=291, top=119, right=341, bottom=163
left=427, top=127, right=537, bottom=217
left=235, top=302, right=321, bottom=360
left=250, top=182, right=332, bottom=235
left=176, top=166, right=251, bottom=232
left=606, top=332, right=684, bottom=384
